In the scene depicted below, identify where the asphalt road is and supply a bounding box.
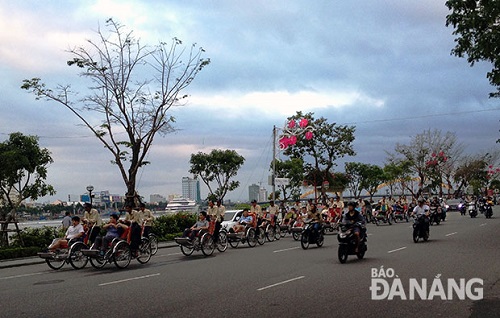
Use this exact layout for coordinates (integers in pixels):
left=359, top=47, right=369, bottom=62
left=0, top=208, right=499, bottom=318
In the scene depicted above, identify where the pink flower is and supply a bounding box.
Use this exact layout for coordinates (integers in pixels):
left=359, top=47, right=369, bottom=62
left=289, top=135, right=297, bottom=145
left=279, top=137, right=289, bottom=148
left=439, top=151, right=444, bottom=157
left=443, top=157, right=448, bottom=162
left=431, top=153, right=436, bottom=157
left=288, top=120, right=296, bottom=129
left=299, top=118, right=309, bottom=128
left=305, top=131, right=313, bottom=140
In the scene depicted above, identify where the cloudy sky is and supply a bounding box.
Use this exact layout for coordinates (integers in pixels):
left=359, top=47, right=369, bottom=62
left=0, top=0, right=498, bottom=203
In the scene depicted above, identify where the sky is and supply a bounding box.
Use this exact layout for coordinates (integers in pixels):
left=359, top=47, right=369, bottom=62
left=0, top=0, right=499, bottom=204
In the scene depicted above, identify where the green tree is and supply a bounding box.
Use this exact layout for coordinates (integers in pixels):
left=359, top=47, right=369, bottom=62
left=271, top=158, right=304, bottom=202
left=0, top=133, right=55, bottom=246
left=345, top=162, right=367, bottom=198
left=446, top=0, right=500, bottom=97
left=189, top=149, right=245, bottom=202
left=454, top=155, right=489, bottom=195
left=360, top=164, right=385, bottom=202
left=21, top=19, right=210, bottom=206
left=389, top=129, right=463, bottom=198
left=284, top=111, right=356, bottom=203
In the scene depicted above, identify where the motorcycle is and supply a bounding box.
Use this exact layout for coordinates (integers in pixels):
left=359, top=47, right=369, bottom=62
left=468, top=202, right=478, bottom=218
left=337, top=222, right=367, bottom=263
left=300, top=221, right=324, bottom=249
left=484, top=202, right=493, bottom=219
left=412, top=215, right=429, bottom=243
left=458, top=202, right=466, bottom=216
left=429, top=206, right=441, bottom=225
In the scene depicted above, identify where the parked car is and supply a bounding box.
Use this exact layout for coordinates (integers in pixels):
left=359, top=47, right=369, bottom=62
left=221, top=210, right=243, bottom=232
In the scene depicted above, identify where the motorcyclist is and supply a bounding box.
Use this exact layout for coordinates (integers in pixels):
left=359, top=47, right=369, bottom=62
left=341, top=202, right=365, bottom=253
left=429, top=197, right=441, bottom=222
left=411, top=198, right=430, bottom=231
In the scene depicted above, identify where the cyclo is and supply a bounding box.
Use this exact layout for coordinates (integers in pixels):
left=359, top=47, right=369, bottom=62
left=174, top=219, right=227, bottom=256
left=226, top=211, right=263, bottom=248
left=38, top=237, right=88, bottom=270
left=81, top=225, right=152, bottom=269
left=260, top=213, right=281, bottom=242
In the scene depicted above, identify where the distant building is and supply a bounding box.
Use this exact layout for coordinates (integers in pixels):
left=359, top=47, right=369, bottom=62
left=182, top=176, right=201, bottom=202
left=249, top=184, right=259, bottom=202
left=150, top=193, right=166, bottom=204
left=259, top=187, right=268, bottom=202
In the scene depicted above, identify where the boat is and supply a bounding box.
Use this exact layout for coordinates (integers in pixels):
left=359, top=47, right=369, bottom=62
left=165, top=197, right=199, bottom=212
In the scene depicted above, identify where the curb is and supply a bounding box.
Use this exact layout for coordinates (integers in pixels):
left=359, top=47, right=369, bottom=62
left=0, top=241, right=178, bottom=270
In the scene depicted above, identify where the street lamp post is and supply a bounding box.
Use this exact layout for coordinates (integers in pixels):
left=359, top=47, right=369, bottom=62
left=86, top=185, right=94, bottom=205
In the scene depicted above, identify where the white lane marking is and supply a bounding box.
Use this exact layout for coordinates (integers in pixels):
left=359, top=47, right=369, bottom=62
left=479, top=223, right=487, bottom=227
left=99, top=273, right=160, bottom=287
left=445, top=232, right=458, bottom=237
left=387, top=247, right=407, bottom=254
left=0, top=272, right=44, bottom=280
left=257, top=276, right=305, bottom=291
left=273, top=247, right=300, bottom=253
left=367, top=233, right=373, bottom=236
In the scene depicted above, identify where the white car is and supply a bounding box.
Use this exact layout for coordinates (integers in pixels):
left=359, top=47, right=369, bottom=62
left=221, top=210, right=243, bottom=232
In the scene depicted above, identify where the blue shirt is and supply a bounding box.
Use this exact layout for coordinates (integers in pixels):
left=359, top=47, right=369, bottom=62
left=239, top=215, right=253, bottom=225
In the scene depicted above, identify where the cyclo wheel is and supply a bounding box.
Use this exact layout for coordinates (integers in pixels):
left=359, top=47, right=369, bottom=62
left=300, top=232, right=310, bottom=250
left=274, top=226, right=281, bottom=240
left=201, top=233, right=215, bottom=256
left=247, top=228, right=257, bottom=247
left=217, top=231, right=228, bottom=252
left=69, top=242, right=88, bottom=270
left=180, top=243, right=195, bottom=256
left=90, top=255, right=106, bottom=269
left=266, top=225, right=275, bottom=242
left=46, top=252, right=66, bottom=270
left=113, top=241, right=131, bottom=269
left=149, top=234, right=159, bottom=255
left=256, top=228, right=266, bottom=245
left=228, top=233, right=240, bottom=248
left=137, top=238, right=152, bottom=264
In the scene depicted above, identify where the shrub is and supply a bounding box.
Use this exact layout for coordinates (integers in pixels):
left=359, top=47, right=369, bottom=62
left=10, top=226, right=59, bottom=248
left=0, top=247, right=41, bottom=260
left=152, top=212, right=197, bottom=241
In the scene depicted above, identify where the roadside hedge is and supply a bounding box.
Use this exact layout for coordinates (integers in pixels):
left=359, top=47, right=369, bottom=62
left=152, top=212, right=197, bottom=241
left=0, top=247, right=40, bottom=260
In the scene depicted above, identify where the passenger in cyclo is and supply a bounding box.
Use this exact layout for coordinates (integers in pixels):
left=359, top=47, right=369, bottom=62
left=94, top=214, right=128, bottom=255
left=342, top=202, right=366, bottom=253
left=232, top=209, right=253, bottom=234
left=138, top=203, right=154, bottom=237
left=281, top=207, right=297, bottom=226
left=49, top=216, right=85, bottom=251
left=183, top=211, right=209, bottom=241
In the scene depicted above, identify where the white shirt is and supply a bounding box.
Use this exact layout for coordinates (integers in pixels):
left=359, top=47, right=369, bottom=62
left=65, top=224, right=84, bottom=239
left=413, top=205, right=429, bottom=216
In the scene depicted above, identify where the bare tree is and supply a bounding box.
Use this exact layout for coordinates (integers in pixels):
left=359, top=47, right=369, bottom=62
left=22, top=19, right=210, bottom=205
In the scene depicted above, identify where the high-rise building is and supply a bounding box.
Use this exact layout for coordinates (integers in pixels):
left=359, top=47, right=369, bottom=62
left=249, top=184, right=259, bottom=202
left=182, top=177, right=201, bottom=202
left=259, top=187, right=268, bottom=202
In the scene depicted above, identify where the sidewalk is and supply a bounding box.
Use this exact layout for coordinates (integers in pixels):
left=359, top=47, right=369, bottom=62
left=0, top=241, right=177, bottom=270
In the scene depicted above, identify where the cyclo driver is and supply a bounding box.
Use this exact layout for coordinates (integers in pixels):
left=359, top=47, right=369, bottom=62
left=341, top=202, right=365, bottom=253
